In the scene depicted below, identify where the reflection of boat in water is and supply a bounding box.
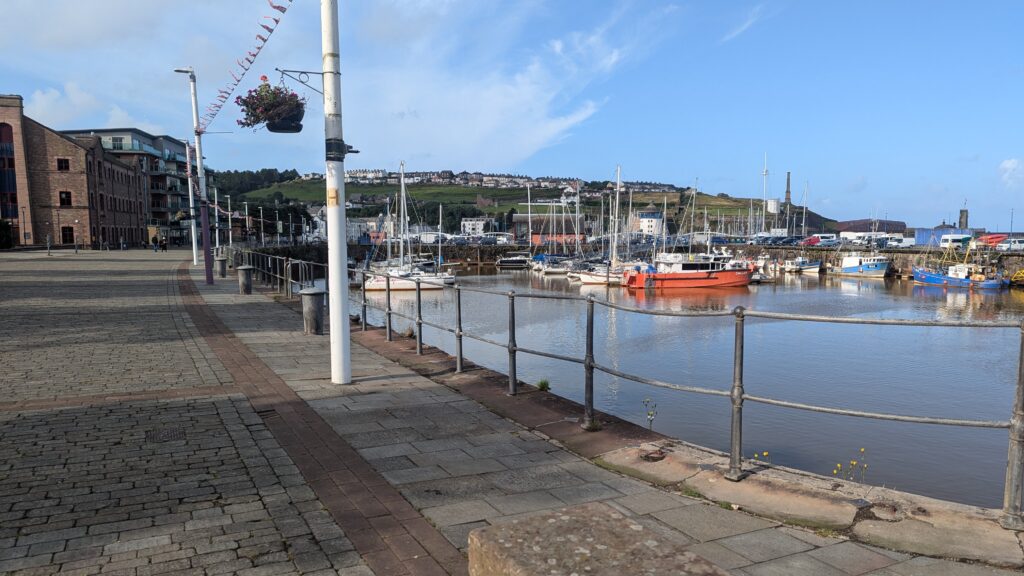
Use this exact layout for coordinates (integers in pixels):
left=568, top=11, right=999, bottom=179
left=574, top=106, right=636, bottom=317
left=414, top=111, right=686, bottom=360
left=363, top=268, right=451, bottom=291
left=628, top=285, right=749, bottom=310
left=623, top=253, right=754, bottom=289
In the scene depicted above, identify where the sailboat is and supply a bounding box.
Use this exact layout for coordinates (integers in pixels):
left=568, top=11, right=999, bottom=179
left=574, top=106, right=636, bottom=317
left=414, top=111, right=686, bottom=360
left=364, top=162, right=454, bottom=291
left=577, top=166, right=627, bottom=286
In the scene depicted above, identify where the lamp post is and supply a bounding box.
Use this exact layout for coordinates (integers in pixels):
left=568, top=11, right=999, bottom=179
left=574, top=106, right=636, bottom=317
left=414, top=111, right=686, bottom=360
left=213, top=186, right=220, bottom=250
left=322, top=0, right=352, bottom=384
left=184, top=141, right=198, bottom=265
left=243, top=201, right=249, bottom=244
left=275, top=209, right=280, bottom=245
left=289, top=213, right=293, bottom=245
left=259, top=206, right=265, bottom=246
left=227, top=195, right=232, bottom=248
left=174, top=66, right=214, bottom=285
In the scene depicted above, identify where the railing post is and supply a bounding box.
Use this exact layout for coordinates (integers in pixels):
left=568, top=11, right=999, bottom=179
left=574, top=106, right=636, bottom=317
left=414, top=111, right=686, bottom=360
left=284, top=258, right=293, bottom=299
left=385, top=274, right=393, bottom=342
left=582, top=295, right=600, bottom=431
left=507, top=290, right=517, bottom=395
left=725, top=306, right=747, bottom=481
left=415, top=279, right=423, bottom=355
left=360, top=271, right=367, bottom=332
left=455, top=285, right=464, bottom=373
left=1001, top=320, right=1024, bottom=529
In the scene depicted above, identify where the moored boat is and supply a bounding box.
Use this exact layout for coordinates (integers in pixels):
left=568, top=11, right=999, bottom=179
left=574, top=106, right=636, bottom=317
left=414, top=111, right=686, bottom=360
left=783, top=256, right=821, bottom=274
left=832, top=253, right=890, bottom=278
left=912, top=264, right=1008, bottom=290
left=623, top=253, right=754, bottom=289
left=496, top=251, right=532, bottom=269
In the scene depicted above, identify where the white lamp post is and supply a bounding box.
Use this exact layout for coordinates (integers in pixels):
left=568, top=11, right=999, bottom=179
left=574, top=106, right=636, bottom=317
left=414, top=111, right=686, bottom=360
left=174, top=66, right=214, bottom=284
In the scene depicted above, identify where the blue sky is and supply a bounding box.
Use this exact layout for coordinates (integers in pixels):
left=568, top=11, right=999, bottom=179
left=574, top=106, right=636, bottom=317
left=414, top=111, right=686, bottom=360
left=3, top=1, right=1022, bottom=229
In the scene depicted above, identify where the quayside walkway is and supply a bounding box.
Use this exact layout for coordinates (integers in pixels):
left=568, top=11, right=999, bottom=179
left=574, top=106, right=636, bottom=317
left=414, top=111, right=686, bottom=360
left=0, top=249, right=1018, bottom=575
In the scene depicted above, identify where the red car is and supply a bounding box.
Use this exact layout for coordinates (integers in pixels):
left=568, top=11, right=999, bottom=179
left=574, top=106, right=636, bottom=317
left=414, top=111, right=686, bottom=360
left=799, top=236, right=821, bottom=246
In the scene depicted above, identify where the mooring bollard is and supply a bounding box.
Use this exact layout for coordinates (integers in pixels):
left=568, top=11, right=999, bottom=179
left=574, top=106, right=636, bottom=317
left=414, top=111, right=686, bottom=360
left=1000, top=320, right=1024, bottom=529
left=507, top=290, right=517, bottom=396
left=215, top=257, right=227, bottom=278
left=237, top=265, right=254, bottom=295
left=582, top=296, right=600, bottom=431
left=300, top=288, right=326, bottom=335
left=725, top=306, right=747, bottom=481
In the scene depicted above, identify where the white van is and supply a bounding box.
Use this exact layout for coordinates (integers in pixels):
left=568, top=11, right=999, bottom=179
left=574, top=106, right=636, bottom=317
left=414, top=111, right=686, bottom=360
left=939, top=234, right=972, bottom=250
left=812, top=234, right=837, bottom=242
left=996, top=238, right=1024, bottom=252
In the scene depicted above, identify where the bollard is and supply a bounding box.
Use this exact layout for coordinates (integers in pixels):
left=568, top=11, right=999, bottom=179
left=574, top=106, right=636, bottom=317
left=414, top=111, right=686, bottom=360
left=507, top=291, right=517, bottom=395
left=415, top=280, right=423, bottom=355
left=237, top=265, right=254, bottom=295
left=300, top=288, right=326, bottom=335
left=1001, top=321, right=1024, bottom=529
left=582, top=296, right=600, bottom=431
left=455, top=285, right=463, bottom=373
left=215, top=257, right=227, bottom=278
left=725, top=306, right=747, bottom=481
left=385, top=275, right=393, bottom=342
left=360, top=271, right=367, bottom=332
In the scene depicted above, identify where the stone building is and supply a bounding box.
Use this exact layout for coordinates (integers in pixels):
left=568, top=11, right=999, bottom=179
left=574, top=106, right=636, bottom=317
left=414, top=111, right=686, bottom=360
left=0, top=94, right=147, bottom=247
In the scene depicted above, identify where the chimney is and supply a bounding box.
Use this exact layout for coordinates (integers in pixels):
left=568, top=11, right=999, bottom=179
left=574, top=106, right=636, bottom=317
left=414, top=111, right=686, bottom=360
left=959, top=209, right=968, bottom=229
left=785, top=172, right=792, bottom=204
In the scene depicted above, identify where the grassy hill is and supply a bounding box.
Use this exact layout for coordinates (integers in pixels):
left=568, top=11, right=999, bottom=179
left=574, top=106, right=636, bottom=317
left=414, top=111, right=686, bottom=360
left=244, top=179, right=835, bottom=230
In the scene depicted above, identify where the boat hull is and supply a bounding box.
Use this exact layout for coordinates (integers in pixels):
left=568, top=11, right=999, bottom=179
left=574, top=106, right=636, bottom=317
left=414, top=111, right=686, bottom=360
left=832, top=263, right=889, bottom=278
left=624, top=268, right=754, bottom=289
left=912, top=267, right=1006, bottom=290
left=363, top=276, right=447, bottom=291
left=577, top=270, right=623, bottom=285
left=495, top=259, right=530, bottom=269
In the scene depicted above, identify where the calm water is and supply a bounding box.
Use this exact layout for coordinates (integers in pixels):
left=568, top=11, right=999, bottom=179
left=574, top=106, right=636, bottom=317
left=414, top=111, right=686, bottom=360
left=354, top=272, right=1024, bottom=507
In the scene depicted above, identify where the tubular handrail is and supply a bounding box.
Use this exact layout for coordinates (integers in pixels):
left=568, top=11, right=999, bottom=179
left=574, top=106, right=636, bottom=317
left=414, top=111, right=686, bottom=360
left=240, top=249, right=1024, bottom=529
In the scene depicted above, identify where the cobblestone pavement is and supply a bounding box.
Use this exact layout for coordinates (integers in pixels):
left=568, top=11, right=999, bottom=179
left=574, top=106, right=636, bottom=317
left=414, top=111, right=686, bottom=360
left=188, top=265, right=1022, bottom=576
left=0, top=251, right=371, bottom=576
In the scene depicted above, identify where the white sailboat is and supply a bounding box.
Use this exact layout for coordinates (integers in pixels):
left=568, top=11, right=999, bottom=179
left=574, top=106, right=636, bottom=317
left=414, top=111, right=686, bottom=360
left=365, top=162, right=453, bottom=291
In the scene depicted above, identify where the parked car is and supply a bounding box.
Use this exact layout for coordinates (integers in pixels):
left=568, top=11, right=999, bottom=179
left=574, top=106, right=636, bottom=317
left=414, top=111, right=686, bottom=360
left=799, top=236, right=821, bottom=246
left=479, top=236, right=498, bottom=245
left=996, top=238, right=1024, bottom=252
left=817, top=238, right=841, bottom=247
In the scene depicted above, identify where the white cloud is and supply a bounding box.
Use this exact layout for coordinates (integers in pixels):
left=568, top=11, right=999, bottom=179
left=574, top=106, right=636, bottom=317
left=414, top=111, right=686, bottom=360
left=24, top=82, right=101, bottom=128
left=106, top=106, right=164, bottom=136
left=721, top=4, right=764, bottom=43
left=999, top=158, right=1022, bottom=188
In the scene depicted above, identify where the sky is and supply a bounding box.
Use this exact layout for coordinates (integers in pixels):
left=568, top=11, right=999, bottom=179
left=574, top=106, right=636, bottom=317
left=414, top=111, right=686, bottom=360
left=3, top=1, right=1023, bottom=230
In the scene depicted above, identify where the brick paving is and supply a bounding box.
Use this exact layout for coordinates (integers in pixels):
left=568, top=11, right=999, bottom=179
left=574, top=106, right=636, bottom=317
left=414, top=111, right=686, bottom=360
left=1, top=250, right=1020, bottom=576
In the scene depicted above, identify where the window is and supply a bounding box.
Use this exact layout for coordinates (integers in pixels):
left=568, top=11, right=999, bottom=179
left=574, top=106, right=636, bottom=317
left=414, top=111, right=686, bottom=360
left=57, top=158, right=70, bottom=171
left=61, top=226, right=75, bottom=245
left=59, top=191, right=72, bottom=206
left=111, top=136, right=124, bottom=150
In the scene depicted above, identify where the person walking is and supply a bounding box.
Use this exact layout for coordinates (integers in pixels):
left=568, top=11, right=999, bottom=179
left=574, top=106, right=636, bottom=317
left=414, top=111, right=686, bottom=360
left=160, top=238, right=167, bottom=252
left=152, top=236, right=159, bottom=253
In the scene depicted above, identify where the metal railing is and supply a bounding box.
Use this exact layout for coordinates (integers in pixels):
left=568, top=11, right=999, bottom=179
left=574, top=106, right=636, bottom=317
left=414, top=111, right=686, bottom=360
left=238, top=250, right=1024, bottom=530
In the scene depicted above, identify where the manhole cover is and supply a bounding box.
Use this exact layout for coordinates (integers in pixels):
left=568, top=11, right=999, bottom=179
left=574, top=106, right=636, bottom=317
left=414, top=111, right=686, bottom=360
left=145, top=427, right=186, bottom=443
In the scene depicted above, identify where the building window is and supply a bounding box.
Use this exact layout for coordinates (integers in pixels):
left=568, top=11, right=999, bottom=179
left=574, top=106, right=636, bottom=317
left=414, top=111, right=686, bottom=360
left=0, top=123, right=16, bottom=220
left=59, top=191, right=72, bottom=206
left=57, top=158, right=70, bottom=171
left=111, top=136, right=124, bottom=150
left=61, top=226, right=75, bottom=245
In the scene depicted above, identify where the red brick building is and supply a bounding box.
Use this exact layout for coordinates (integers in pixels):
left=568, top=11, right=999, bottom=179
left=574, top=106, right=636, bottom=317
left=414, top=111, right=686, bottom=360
left=0, top=95, right=147, bottom=247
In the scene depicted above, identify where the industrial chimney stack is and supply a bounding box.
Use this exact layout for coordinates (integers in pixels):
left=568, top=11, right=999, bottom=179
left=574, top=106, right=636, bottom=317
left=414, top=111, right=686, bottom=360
left=785, top=172, right=792, bottom=204
left=959, top=209, right=969, bottom=229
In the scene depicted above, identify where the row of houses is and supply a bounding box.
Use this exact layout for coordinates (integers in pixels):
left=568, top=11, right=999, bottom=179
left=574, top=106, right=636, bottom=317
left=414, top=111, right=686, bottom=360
left=342, top=169, right=681, bottom=194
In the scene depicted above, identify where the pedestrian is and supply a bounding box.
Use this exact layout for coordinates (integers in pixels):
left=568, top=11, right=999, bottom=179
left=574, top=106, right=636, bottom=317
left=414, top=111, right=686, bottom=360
left=120, top=236, right=126, bottom=251
left=152, top=236, right=159, bottom=253
left=160, top=238, right=167, bottom=252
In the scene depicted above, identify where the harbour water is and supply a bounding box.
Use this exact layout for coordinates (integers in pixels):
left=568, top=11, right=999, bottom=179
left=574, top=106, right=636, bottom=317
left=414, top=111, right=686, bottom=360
left=356, top=271, right=1024, bottom=507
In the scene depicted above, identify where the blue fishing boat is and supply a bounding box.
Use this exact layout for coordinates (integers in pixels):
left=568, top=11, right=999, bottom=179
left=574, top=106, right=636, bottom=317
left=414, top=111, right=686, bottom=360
left=833, top=253, right=890, bottom=278
left=912, top=264, right=1008, bottom=290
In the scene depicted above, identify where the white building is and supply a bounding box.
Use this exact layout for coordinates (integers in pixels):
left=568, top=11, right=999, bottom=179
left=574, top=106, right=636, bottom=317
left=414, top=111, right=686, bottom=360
left=634, top=204, right=664, bottom=236
left=460, top=217, right=492, bottom=235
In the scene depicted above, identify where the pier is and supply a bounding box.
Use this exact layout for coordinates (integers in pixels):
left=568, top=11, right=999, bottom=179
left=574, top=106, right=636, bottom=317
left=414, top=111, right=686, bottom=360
left=2, top=249, right=1023, bottom=575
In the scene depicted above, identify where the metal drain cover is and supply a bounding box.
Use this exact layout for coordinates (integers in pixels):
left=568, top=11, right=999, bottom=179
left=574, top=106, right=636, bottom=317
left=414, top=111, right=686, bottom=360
left=145, top=427, right=186, bottom=443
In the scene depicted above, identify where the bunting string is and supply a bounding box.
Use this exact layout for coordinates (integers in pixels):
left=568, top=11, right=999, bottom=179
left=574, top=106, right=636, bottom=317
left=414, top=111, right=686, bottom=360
left=199, top=0, right=295, bottom=132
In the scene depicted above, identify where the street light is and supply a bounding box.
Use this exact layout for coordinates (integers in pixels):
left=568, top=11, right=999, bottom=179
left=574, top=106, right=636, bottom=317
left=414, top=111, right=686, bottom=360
left=259, top=206, right=265, bottom=246
left=184, top=141, right=198, bottom=264
left=174, top=66, right=214, bottom=285
left=243, top=201, right=249, bottom=244
left=213, top=186, right=220, bottom=250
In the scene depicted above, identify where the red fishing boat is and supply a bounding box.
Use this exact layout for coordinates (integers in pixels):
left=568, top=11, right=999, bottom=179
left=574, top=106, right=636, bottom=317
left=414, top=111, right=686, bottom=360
left=623, top=253, right=755, bottom=289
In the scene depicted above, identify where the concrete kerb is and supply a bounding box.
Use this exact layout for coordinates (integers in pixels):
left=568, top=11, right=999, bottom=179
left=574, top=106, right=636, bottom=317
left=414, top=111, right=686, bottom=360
left=353, top=323, right=1024, bottom=570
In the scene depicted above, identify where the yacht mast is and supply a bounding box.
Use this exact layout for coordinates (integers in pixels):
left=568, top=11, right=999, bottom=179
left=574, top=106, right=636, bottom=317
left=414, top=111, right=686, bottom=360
left=399, top=161, right=406, bottom=266
left=761, top=153, right=768, bottom=232
left=526, top=183, right=532, bottom=250
left=611, top=166, right=621, bottom=264
left=801, top=182, right=808, bottom=236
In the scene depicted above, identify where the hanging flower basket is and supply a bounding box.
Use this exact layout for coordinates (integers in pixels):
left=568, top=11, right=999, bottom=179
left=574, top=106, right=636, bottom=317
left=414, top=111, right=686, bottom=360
left=236, top=76, right=306, bottom=133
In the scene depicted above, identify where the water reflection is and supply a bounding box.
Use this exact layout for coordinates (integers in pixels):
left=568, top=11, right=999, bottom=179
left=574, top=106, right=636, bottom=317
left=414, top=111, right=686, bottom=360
left=358, top=270, right=1024, bottom=507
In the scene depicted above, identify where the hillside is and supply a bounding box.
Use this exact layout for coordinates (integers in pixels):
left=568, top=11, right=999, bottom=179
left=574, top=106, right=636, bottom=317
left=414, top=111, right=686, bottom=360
left=244, top=179, right=835, bottom=231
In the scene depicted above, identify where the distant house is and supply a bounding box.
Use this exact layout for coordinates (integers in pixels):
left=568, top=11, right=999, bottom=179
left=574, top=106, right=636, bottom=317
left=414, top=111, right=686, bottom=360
left=460, top=217, right=492, bottom=236
left=834, top=219, right=906, bottom=234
